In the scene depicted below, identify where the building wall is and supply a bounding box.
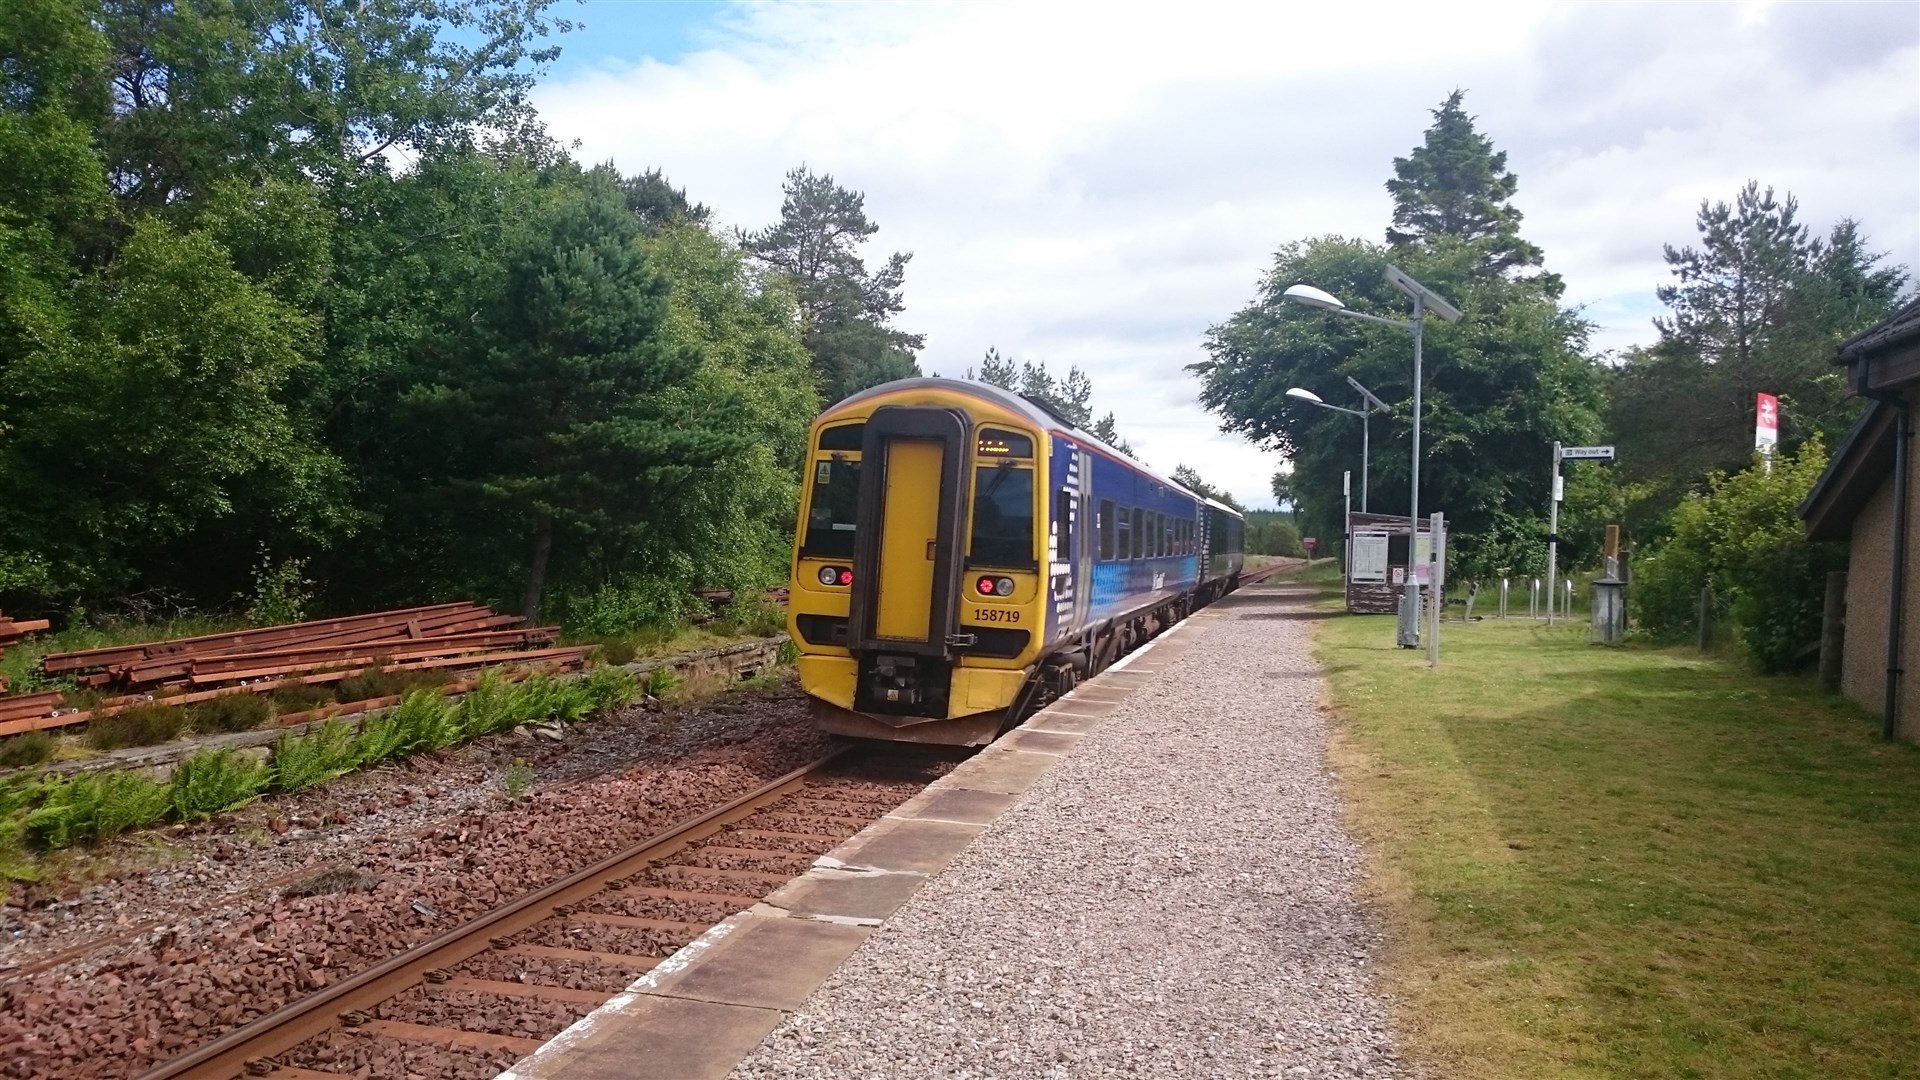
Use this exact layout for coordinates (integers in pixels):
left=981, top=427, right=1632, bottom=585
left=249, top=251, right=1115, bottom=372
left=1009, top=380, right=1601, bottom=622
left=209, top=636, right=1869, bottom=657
left=1840, top=456, right=1920, bottom=743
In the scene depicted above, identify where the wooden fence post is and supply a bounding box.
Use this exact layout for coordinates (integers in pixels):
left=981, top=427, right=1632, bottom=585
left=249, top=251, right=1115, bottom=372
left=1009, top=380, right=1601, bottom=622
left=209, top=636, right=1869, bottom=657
left=1820, top=571, right=1847, bottom=690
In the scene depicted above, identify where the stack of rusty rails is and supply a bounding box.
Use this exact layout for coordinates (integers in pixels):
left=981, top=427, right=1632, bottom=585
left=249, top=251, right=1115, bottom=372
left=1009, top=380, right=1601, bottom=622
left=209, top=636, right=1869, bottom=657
left=0, top=609, right=53, bottom=699
left=0, top=603, right=592, bottom=740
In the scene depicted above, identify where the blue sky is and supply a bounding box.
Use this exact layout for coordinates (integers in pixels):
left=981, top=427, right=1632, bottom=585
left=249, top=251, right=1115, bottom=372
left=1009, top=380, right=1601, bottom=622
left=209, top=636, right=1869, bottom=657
left=526, top=1, right=1920, bottom=510
left=545, top=2, right=717, bottom=75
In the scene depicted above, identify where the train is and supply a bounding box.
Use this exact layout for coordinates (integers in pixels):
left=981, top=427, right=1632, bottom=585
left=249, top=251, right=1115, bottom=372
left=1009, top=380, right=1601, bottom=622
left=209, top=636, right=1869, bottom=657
left=786, top=377, right=1245, bottom=745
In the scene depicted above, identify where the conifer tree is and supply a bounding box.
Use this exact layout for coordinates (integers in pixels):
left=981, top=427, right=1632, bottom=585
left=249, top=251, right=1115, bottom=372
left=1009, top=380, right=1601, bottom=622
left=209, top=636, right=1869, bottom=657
left=1385, top=90, right=1554, bottom=292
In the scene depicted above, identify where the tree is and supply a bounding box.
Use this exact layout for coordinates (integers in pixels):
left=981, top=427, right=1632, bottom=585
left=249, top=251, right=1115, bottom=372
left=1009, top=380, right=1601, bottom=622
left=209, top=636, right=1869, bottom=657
left=1610, top=183, right=1909, bottom=538
left=1193, top=233, right=1604, bottom=579
left=967, top=348, right=1133, bottom=454
left=746, top=167, right=922, bottom=401
left=1174, top=465, right=1242, bottom=510
left=1385, top=90, right=1554, bottom=291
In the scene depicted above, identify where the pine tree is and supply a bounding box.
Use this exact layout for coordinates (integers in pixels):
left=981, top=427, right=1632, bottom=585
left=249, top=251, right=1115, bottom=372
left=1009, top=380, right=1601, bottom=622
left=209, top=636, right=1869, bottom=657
left=1385, top=90, right=1553, bottom=290
left=746, top=167, right=922, bottom=401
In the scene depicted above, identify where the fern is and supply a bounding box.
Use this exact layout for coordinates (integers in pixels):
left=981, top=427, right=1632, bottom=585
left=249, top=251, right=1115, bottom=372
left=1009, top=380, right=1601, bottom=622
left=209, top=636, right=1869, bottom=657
left=26, top=771, right=170, bottom=848
left=458, top=669, right=515, bottom=738
left=390, top=689, right=459, bottom=753
left=169, top=749, right=270, bottom=821
left=273, top=719, right=356, bottom=793
left=643, top=667, right=683, bottom=700
left=350, top=711, right=407, bottom=766
left=582, top=666, right=638, bottom=714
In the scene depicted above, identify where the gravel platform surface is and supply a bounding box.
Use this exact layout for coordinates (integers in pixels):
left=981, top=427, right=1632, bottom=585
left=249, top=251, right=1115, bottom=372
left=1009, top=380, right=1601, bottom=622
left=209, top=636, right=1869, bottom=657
left=734, top=584, right=1402, bottom=1080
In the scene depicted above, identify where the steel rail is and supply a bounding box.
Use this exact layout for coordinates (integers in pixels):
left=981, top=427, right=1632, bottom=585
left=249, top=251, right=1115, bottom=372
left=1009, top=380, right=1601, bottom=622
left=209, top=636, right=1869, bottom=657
left=136, top=748, right=852, bottom=1080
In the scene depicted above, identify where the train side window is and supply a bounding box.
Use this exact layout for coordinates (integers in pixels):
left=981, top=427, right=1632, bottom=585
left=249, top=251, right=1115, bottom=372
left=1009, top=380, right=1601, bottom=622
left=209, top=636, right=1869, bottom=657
left=1099, top=499, right=1115, bottom=560
left=1116, top=506, right=1132, bottom=559
left=1154, top=513, right=1165, bottom=557
left=1131, top=507, right=1144, bottom=559
left=1159, top=514, right=1170, bottom=557
left=1055, top=489, right=1073, bottom=562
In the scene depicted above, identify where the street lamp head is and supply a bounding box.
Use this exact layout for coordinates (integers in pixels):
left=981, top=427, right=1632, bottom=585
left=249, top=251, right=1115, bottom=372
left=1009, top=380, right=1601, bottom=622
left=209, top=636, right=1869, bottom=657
left=1282, top=284, right=1346, bottom=312
left=1285, top=387, right=1325, bottom=405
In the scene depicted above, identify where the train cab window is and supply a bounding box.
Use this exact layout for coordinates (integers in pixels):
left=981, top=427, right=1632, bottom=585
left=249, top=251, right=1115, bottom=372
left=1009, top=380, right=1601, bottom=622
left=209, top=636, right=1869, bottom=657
left=801, top=458, right=860, bottom=559
left=1116, top=506, right=1132, bottom=560
left=1099, top=499, right=1115, bottom=560
left=817, top=423, right=865, bottom=451
left=970, top=464, right=1035, bottom=567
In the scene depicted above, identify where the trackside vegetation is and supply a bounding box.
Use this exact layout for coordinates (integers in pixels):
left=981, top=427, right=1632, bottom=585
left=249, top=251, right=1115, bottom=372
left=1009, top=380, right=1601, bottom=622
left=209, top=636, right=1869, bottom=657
left=1316, top=612, right=1920, bottom=1079
left=0, top=666, right=639, bottom=890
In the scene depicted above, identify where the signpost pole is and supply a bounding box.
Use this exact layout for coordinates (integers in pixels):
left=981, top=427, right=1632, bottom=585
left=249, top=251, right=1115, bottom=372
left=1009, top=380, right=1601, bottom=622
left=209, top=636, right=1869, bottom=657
left=1343, top=470, right=1352, bottom=579
left=1428, top=512, right=1445, bottom=667
left=1547, top=441, right=1561, bottom=627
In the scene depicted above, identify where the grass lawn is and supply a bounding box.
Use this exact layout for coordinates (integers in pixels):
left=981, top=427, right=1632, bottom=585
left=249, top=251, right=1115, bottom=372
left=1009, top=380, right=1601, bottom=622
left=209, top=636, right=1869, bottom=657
left=1316, top=610, right=1920, bottom=1079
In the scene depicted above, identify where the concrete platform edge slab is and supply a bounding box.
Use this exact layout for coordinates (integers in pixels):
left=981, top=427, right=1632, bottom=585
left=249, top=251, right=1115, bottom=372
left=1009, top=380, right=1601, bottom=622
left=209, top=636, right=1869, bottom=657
left=498, top=605, right=1219, bottom=1080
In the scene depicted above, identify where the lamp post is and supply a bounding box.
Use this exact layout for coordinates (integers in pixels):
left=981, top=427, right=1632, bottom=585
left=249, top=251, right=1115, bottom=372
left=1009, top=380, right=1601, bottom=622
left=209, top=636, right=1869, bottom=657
left=1284, top=379, right=1388, bottom=513
left=1283, top=266, right=1461, bottom=649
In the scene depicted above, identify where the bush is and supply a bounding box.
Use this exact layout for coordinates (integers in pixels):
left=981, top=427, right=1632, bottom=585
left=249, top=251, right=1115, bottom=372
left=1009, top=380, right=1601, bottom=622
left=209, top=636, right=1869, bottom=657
left=1632, top=440, right=1843, bottom=671
left=724, top=594, right=788, bottom=638
left=268, top=680, right=338, bottom=714
left=582, top=666, right=638, bottom=714
left=334, top=666, right=450, bottom=704
left=0, top=731, right=56, bottom=768
left=86, top=704, right=189, bottom=750
left=457, top=669, right=516, bottom=738
left=189, top=693, right=271, bottom=733
left=25, top=771, right=171, bottom=847
left=560, top=573, right=703, bottom=638
left=273, top=719, right=357, bottom=793
left=594, top=639, right=638, bottom=666
left=169, top=748, right=270, bottom=820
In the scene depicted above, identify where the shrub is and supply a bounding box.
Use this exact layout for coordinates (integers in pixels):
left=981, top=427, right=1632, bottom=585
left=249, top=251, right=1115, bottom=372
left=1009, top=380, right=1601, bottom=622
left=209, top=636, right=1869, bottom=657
left=273, top=719, right=357, bottom=793
left=560, top=573, right=703, bottom=638
left=389, top=689, right=460, bottom=753
left=643, top=667, right=683, bottom=700
left=169, top=749, right=271, bottom=821
left=268, top=680, right=337, bottom=714
left=457, top=669, right=516, bottom=738
left=0, top=731, right=56, bottom=768
left=244, top=548, right=315, bottom=627
left=1631, top=439, right=1842, bottom=671
left=189, top=693, right=271, bottom=733
left=724, top=594, right=788, bottom=638
left=86, top=704, right=188, bottom=750
left=25, top=771, right=171, bottom=847
left=350, top=710, right=407, bottom=766
left=333, top=666, right=450, bottom=704
left=582, top=666, right=638, bottom=714
left=595, top=639, right=638, bottom=666
left=505, top=673, right=594, bottom=725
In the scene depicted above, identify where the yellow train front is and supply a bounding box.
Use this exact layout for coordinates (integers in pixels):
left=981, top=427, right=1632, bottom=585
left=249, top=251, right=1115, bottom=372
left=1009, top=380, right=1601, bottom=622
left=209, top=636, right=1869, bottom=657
left=787, top=377, right=1244, bottom=745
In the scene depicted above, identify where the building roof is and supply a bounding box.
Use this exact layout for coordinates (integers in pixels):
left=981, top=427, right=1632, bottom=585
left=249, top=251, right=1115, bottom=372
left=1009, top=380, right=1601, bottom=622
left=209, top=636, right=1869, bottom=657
left=1837, top=294, right=1920, bottom=361
left=1799, top=399, right=1898, bottom=541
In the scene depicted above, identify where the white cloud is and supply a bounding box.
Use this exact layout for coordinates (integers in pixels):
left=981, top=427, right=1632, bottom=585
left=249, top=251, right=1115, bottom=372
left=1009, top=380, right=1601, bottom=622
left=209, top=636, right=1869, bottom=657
left=538, top=0, right=1919, bottom=509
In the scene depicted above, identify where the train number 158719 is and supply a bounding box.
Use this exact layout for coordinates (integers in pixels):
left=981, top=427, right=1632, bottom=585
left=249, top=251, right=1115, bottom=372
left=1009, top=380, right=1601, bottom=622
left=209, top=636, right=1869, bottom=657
left=971, top=607, right=1021, bottom=624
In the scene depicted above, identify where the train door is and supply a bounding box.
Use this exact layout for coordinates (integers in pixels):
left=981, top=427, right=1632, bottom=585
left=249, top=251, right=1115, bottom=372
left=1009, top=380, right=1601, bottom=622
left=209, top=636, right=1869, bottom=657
left=848, top=407, right=969, bottom=714
left=1075, top=450, right=1094, bottom=629
left=874, top=439, right=943, bottom=640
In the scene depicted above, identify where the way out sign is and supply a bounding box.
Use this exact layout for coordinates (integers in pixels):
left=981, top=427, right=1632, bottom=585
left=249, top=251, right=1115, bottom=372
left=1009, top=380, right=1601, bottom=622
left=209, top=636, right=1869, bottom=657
left=1756, top=393, right=1779, bottom=453
left=1560, top=445, right=1615, bottom=461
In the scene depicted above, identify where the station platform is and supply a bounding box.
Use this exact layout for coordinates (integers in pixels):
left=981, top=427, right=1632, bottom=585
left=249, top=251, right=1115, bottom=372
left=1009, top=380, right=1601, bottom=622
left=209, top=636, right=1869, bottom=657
left=502, top=580, right=1402, bottom=1080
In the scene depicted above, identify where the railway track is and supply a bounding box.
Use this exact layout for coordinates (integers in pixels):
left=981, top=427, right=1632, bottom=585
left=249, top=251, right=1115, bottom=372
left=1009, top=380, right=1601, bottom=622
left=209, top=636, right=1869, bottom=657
left=135, top=748, right=937, bottom=1080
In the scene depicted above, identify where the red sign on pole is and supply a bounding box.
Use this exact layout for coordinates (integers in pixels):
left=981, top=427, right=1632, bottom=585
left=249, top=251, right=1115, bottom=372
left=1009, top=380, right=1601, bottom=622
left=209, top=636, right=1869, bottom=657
left=1756, top=392, right=1779, bottom=453
left=1302, top=536, right=1318, bottom=552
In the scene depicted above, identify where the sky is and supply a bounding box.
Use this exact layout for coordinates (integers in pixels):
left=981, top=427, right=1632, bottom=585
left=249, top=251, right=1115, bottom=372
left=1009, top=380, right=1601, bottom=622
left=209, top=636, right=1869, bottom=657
left=531, top=0, right=1920, bottom=510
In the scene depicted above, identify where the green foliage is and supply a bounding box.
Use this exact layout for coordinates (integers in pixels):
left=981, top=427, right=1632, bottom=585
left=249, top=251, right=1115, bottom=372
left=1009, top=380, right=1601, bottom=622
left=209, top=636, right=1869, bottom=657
left=334, top=666, right=450, bottom=704
left=507, top=673, right=594, bottom=725
left=168, top=749, right=270, bottom=821
left=746, top=167, right=922, bottom=401
left=581, top=666, right=638, bottom=714
left=595, top=639, right=639, bottom=666
left=1243, top=511, right=1301, bottom=557
left=1385, top=90, right=1553, bottom=289
left=268, top=680, right=339, bottom=714
left=643, top=667, right=683, bottom=700
left=1610, top=184, right=1908, bottom=533
left=1631, top=440, right=1843, bottom=671
left=1173, top=465, right=1243, bottom=511
left=87, top=704, right=189, bottom=750
left=0, top=732, right=55, bottom=769
left=454, top=669, right=517, bottom=738
left=245, top=548, right=316, bottom=627
left=272, top=719, right=358, bottom=794
left=25, top=771, right=171, bottom=848
left=188, top=694, right=272, bottom=734
left=502, top=757, right=533, bottom=800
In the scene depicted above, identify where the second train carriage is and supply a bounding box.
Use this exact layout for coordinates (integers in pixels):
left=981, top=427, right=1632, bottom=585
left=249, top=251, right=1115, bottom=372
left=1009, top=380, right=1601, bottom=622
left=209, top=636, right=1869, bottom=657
left=787, top=377, right=1244, bottom=745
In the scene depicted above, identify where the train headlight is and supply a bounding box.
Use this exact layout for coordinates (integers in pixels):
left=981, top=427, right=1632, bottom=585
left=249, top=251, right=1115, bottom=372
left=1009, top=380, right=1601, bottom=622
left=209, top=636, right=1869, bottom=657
left=818, top=566, right=839, bottom=586
left=993, top=577, right=1015, bottom=596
